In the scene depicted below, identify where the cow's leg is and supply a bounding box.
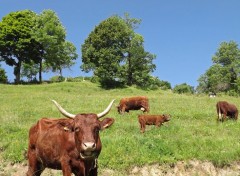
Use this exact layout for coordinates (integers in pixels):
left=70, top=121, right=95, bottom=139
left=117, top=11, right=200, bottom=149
left=141, top=123, right=146, bottom=133
left=156, top=121, right=162, bottom=127
left=217, top=112, right=222, bottom=121
left=138, top=118, right=145, bottom=133
left=26, top=153, right=44, bottom=176
left=140, top=122, right=146, bottom=133
left=222, top=113, right=227, bottom=122
left=61, top=161, right=72, bottom=176
left=234, top=112, right=238, bottom=120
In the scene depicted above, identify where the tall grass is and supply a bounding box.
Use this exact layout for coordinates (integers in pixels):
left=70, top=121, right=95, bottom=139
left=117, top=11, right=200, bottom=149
left=1, top=82, right=240, bottom=173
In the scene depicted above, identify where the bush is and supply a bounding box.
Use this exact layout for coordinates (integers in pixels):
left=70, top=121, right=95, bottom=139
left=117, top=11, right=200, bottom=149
left=0, top=67, right=8, bottom=83
left=173, top=83, right=194, bottom=94
left=49, top=76, right=65, bottom=83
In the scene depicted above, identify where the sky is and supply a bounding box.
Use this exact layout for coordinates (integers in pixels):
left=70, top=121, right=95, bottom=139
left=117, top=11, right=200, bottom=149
left=1, top=0, right=240, bottom=87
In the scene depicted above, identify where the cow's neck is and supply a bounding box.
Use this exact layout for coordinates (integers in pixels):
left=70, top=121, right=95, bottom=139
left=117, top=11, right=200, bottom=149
left=84, top=158, right=98, bottom=175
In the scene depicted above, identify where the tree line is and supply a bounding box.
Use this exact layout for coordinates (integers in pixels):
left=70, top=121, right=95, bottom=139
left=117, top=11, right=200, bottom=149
left=1, top=10, right=240, bottom=95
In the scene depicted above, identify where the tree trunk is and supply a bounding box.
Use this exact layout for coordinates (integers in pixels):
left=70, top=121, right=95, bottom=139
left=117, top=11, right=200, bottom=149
left=14, top=61, right=21, bottom=84
left=39, top=59, right=42, bottom=83
left=127, top=55, right=133, bottom=86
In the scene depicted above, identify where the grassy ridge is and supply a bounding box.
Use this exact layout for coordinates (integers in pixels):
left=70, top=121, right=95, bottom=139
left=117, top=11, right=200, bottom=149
left=1, top=82, right=240, bottom=172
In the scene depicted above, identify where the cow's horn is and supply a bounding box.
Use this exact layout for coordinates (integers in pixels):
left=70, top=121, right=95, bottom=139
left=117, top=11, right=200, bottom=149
left=52, top=100, right=75, bottom=119
left=97, top=99, right=115, bottom=118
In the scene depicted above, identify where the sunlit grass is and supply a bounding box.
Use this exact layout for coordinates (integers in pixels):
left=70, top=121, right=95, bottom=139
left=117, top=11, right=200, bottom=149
left=1, top=81, right=240, bottom=173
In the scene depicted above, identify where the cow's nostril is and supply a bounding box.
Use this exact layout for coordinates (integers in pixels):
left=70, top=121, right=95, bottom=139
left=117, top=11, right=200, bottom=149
left=82, top=142, right=96, bottom=150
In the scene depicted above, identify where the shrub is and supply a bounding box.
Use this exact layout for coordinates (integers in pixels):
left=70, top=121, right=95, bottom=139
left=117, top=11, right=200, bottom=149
left=49, top=76, right=65, bottom=82
left=173, top=83, right=194, bottom=94
left=0, top=67, right=8, bottom=83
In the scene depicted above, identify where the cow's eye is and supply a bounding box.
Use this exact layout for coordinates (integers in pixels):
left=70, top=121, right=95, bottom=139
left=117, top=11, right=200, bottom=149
left=75, top=127, right=80, bottom=132
left=95, top=128, right=100, bottom=134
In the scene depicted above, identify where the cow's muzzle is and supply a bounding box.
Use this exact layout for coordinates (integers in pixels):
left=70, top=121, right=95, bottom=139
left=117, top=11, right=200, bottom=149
left=80, top=142, right=97, bottom=160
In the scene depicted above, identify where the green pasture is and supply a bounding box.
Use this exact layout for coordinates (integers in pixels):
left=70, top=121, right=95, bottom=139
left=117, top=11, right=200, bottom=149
left=1, top=82, right=240, bottom=173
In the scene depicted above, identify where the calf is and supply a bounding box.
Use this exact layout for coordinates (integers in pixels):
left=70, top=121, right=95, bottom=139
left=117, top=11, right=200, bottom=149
left=216, top=101, right=238, bottom=122
left=138, top=114, right=170, bottom=133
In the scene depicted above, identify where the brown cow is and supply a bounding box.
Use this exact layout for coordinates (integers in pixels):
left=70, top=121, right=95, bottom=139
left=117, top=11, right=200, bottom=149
left=216, top=101, right=238, bottom=122
left=138, top=114, right=170, bottom=133
left=117, top=96, right=149, bottom=114
left=27, top=100, right=115, bottom=176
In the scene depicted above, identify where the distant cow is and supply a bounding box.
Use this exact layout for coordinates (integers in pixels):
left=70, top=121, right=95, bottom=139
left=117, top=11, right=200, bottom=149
left=27, top=100, right=115, bottom=176
left=138, top=114, right=170, bottom=133
left=117, top=96, right=149, bottom=114
left=216, top=101, right=238, bottom=121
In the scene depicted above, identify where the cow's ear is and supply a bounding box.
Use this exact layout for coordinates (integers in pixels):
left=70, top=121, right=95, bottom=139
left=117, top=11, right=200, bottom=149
left=58, top=120, right=74, bottom=132
left=100, top=118, right=115, bottom=130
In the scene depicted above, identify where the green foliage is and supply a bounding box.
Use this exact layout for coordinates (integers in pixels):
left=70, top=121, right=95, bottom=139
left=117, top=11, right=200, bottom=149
left=197, top=41, right=240, bottom=95
left=0, top=66, right=7, bottom=83
left=1, top=82, right=240, bottom=173
left=0, top=10, right=78, bottom=84
left=34, top=10, right=78, bottom=81
left=21, top=62, right=39, bottom=82
left=81, top=16, right=130, bottom=88
left=81, top=14, right=156, bottom=89
left=173, top=83, right=194, bottom=94
left=0, top=10, right=40, bottom=83
left=49, top=75, right=65, bottom=82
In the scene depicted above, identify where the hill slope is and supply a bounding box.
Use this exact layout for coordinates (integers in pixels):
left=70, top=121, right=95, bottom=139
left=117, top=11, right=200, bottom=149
left=1, top=82, right=240, bottom=174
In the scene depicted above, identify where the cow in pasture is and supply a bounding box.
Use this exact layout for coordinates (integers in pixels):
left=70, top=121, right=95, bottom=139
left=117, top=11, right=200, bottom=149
left=117, top=96, right=149, bottom=114
left=26, top=99, right=115, bottom=176
left=138, top=114, right=170, bottom=133
left=216, top=101, right=238, bottom=122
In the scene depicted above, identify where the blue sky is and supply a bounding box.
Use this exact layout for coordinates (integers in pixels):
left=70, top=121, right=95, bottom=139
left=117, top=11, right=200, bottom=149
left=1, top=1, right=240, bottom=87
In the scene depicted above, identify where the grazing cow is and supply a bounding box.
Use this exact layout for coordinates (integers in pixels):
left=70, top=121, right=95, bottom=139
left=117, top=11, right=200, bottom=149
left=138, top=114, right=170, bottom=133
left=216, top=101, right=238, bottom=122
left=27, top=100, right=115, bottom=176
left=117, top=96, right=149, bottom=114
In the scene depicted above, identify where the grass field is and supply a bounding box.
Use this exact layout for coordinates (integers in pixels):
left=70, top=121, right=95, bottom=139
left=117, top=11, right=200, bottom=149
left=1, top=81, right=240, bottom=173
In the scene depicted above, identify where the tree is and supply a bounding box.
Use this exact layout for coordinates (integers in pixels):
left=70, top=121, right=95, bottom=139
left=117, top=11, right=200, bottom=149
left=197, top=41, right=240, bottom=94
left=81, top=14, right=156, bottom=88
left=45, top=41, right=77, bottom=77
left=0, top=10, right=40, bottom=83
left=34, top=10, right=77, bottom=82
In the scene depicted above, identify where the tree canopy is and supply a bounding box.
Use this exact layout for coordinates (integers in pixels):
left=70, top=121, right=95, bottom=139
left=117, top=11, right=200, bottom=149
left=197, top=41, right=240, bottom=95
left=0, top=10, right=40, bottom=83
left=81, top=14, right=156, bottom=88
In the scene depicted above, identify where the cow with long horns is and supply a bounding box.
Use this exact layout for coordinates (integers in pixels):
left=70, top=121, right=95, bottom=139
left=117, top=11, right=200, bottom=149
left=26, top=100, right=115, bottom=176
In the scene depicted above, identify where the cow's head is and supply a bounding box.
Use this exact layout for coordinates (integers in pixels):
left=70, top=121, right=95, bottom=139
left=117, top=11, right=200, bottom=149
left=162, top=114, right=171, bottom=122
left=116, top=105, right=121, bottom=114
left=52, top=100, right=115, bottom=160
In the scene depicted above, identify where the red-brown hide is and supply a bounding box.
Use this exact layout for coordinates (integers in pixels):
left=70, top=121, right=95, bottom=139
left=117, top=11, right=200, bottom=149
left=216, top=101, right=238, bottom=121
left=27, top=114, right=114, bottom=176
left=117, top=96, right=149, bottom=114
left=138, top=114, right=170, bottom=133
